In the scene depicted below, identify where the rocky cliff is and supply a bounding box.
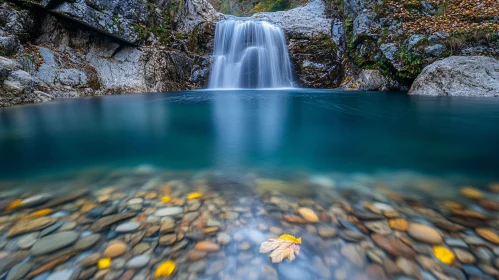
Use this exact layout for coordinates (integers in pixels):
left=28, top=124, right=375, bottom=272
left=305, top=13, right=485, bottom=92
left=0, top=0, right=223, bottom=106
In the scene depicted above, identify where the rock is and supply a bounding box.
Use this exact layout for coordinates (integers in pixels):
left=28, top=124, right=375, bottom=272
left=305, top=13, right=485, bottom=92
left=318, top=226, right=336, bottom=238
left=380, top=43, right=402, bottom=71
left=365, top=221, right=392, bottom=235
left=407, top=223, right=442, bottom=244
left=46, top=269, right=74, bottom=280
left=409, top=56, right=499, bottom=97
left=17, top=232, right=38, bottom=249
left=408, top=34, right=425, bottom=50
left=90, top=212, right=136, bottom=232
left=206, top=260, right=224, bottom=275
left=297, top=207, right=319, bottom=223
left=187, top=250, right=208, bottom=261
left=126, top=255, right=150, bottom=268
left=341, top=244, right=366, bottom=268
left=74, top=234, right=101, bottom=251
left=81, top=253, right=101, bottom=267
left=42, top=190, right=87, bottom=208
left=261, top=264, right=278, bottom=280
left=115, top=222, right=140, bottom=233
left=476, top=228, right=499, bottom=245
left=425, top=44, right=446, bottom=56
left=6, top=262, right=32, bottom=280
left=132, top=243, right=150, bottom=255
left=8, top=217, right=56, bottom=237
left=78, top=267, right=97, bottom=279
left=188, top=260, right=207, bottom=273
left=21, top=193, right=52, bottom=207
left=216, top=232, right=231, bottom=245
left=159, top=234, right=177, bottom=246
left=194, top=241, right=220, bottom=252
left=454, top=248, right=475, bottom=264
left=396, top=258, right=419, bottom=278
left=371, top=234, right=415, bottom=259
left=460, top=187, right=484, bottom=199
left=159, top=217, right=175, bottom=233
left=30, top=231, right=79, bottom=256
left=154, top=207, right=183, bottom=217
left=389, top=219, right=408, bottom=231
left=104, top=242, right=127, bottom=258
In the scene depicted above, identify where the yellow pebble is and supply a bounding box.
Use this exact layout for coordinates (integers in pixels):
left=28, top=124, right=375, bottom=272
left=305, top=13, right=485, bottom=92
left=433, top=246, right=455, bottom=265
left=154, top=260, right=176, bottom=279
left=21, top=209, right=53, bottom=219
left=460, top=187, right=484, bottom=200
left=98, top=258, right=112, bottom=269
left=186, top=192, right=202, bottom=200
left=160, top=196, right=171, bottom=203
left=5, top=199, right=22, bottom=211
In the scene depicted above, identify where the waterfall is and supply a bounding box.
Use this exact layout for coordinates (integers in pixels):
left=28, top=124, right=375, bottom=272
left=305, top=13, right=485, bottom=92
left=208, top=18, right=294, bottom=89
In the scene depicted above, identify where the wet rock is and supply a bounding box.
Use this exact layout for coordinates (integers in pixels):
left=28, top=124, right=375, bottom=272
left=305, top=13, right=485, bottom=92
left=187, top=250, right=208, bottom=261
left=454, top=248, right=475, bottom=264
left=159, top=234, right=177, bottom=246
left=74, top=234, right=101, bottom=251
left=30, top=231, right=79, bottom=256
left=365, top=221, right=392, bottom=235
left=81, top=253, right=101, bottom=267
left=318, top=226, right=337, bottom=238
left=312, top=256, right=331, bottom=278
left=188, top=260, right=207, bottom=273
left=43, top=190, right=87, bottom=208
left=194, top=241, right=220, bottom=252
left=216, top=232, right=231, bottom=245
left=132, top=243, right=150, bottom=255
left=8, top=217, right=56, bottom=237
left=91, top=212, right=136, bottom=232
left=476, top=228, right=499, bottom=245
left=116, top=221, right=140, bottom=233
left=46, top=269, right=74, bottom=280
left=261, top=264, right=278, bottom=280
left=341, top=244, right=366, bottom=268
left=126, top=255, right=150, bottom=268
left=206, top=260, right=224, bottom=275
left=17, top=232, right=38, bottom=249
left=159, top=217, right=175, bottom=233
left=155, top=207, right=183, bottom=217
left=372, top=234, right=415, bottom=259
left=407, top=223, right=442, bottom=244
left=396, top=258, right=419, bottom=278
left=104, top=242, right=127, bottom=258
left=21, top=193, right=52, bottom=207
left=6, top=262, right=32, bottom=280
left=78, top=267, right=97, bottom=279
left=297, top=207, right=319, bottom=223
left=444, top=238, right=468, bottom=248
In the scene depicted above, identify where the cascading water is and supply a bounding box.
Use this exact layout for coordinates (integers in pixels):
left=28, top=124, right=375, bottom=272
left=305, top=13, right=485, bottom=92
left=208, top=18, right=294, bottom=89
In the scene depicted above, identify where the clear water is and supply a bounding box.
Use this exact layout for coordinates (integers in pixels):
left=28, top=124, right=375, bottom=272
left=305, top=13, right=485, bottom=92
left=208, top=19, right=294, bottom=89
left=1, top=89, right=499, bottom=181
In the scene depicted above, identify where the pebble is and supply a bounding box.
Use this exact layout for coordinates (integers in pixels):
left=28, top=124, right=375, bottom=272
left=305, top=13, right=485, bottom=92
left=407, top=223, right=442, bottom=244
left=154, top=207, right=183, bottom=217
left=81, top=253, right=102, bottom=267
left=40, top=222, right=63, bottom=237
left=30, top=231, right=79, bottom=256
left=372, top=234, right=415, bottom=259
left=187, top=250, right=208, bottom=261
left=159, top=234, right=176, bottom=246
left=365, top=221, right=392, bottom=235
left=318, top=226, right=336, bottom=238
left=17, top=232, right=38, bottom=249
left=389, top=218, right=408, bottom=231
left=116, top=222, right=140, bottom=233
left=460, top=187, right=484, bottom=199
left=104, top=242, right=127, bottom=258
left=206, top=260, right=224, bottom=275
left=396, top=258, right=419, bottom=278
left=159, top=217, right=175, bottom=233
left=7, top=262, right=32, bottom=280
left=8, top=217, right=56, bottom=237
left=74, top=234, right=101, bottom=251
left=188, top=260, right=207, bottom=273
left=126, top=255, right=151, bottom=268
left=90, top=212, right=137, bottom=232
left=444, top=238, right=468, bottom=248
left=46, top=269, right=74, bottom=280
left=132, top=243, right=150, bottom=255
left=454, top=248, right=475, bottom=264
left=341, top=244, right=366, bottom=267
left=21, top=193, right=52, bottom=207
left=194, top=241, right=220, bottom=252
left=216, top=232, right=231, bottom=245
left=297, top=207, right=319, bottom=223
left=476, top=228, right=499, bottom=245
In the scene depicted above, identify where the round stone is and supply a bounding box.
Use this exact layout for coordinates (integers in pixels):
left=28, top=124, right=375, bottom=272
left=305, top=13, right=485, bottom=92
left=126, top=255, right=151, bottom=268
left=81, top=253, right=101, bottom=267
left=17, top=232, right=38, bottom=249
left=407, top=223, right=442, bottom=244
left=373, top=203, right=393, bottom=211
left=30, top=231, right=79, bottom=256
left=6, top=262, right=32, bottom=280
left=127, top=198, right=143, bottom=205
left=154, top=207, right=184, bottom=217
left=104, top=242, right=127, bottom=258
left=216, top=232, right=231, bottom=245
left=318, top=226, right=336, bottom=238
left=476, top=228, right=499, bottom=245
left=187, top=250, right=208, bottom=261
left=115, top=222, right=140, bottom=233
left=194, top=241, right=220, bottom=252
left=46, top=269, right=74, bottom=280
left=21, top=194, right=52, bottom=207
left=454, top=248, right=475, bottom=264
left=297, top=207, right=319, bottom=223
left=74, top=234, right=101, bottom=251
left=389, top=219, right=408, bottom=231
left=460, top=187, right=484, bottom=199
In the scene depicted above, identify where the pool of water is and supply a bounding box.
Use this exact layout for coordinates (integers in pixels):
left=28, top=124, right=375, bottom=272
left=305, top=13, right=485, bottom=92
left=1, top=89, right=499, bottom=280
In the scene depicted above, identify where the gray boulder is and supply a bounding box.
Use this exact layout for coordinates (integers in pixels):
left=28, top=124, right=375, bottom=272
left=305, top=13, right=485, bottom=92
left=409, top=56, right=499, bottom=97
left=425, top=44, right=446, bottom=57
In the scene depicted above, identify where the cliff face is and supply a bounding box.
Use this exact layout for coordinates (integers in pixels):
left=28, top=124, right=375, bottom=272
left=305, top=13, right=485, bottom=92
left=0, top=0, right=223, bottom=106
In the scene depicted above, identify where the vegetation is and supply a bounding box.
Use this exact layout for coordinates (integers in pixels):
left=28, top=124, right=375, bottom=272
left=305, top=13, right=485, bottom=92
left=207, top=0, right=308, bottom=16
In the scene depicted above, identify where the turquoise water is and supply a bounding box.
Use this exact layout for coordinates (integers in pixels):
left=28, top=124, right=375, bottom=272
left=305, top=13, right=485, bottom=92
left=1, top=89, right=499, bottom=180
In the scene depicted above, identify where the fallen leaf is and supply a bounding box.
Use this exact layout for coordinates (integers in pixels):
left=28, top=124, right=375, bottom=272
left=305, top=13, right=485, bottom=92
left=259, top=234, right=301, bottom=263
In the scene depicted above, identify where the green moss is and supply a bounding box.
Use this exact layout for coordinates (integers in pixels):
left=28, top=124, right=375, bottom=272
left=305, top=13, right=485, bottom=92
left=88, top=75, right=101, bottom=91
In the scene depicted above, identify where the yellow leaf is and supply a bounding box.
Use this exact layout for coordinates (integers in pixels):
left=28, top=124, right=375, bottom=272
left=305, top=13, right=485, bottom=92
left=98, top=258, right=112, bottom=269
left=277, top=234, right=302, bottom=244
left=433, top=246, right=455, bottom=265
left=160, top=196, right=171, bottom=203
left=21, top=209, right=53, bottom=219
left=186, top=192, right=202, bottom=200
left=154, top=260, right=176, bottom=278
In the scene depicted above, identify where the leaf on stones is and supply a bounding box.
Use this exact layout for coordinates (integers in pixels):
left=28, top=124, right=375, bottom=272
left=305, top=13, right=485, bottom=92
left=260, top=235, right=301, bottom=263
